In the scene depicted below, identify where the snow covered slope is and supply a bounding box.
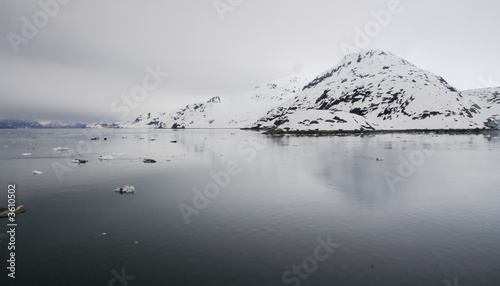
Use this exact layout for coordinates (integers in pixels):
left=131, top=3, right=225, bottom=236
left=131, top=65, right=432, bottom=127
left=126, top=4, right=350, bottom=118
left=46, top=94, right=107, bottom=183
left=251, top=50, right=492, bottom=131
left=462, top=87, right=500, bottom=129
left=113, top=76, right=309, bottom=129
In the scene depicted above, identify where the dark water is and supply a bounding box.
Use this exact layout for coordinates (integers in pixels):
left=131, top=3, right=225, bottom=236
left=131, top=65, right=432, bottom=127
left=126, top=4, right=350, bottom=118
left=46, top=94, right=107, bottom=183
left=0, top=129, right=499, bottom=286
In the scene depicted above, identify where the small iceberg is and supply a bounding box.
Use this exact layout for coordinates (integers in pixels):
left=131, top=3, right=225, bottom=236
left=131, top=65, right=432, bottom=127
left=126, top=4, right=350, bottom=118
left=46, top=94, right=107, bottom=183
left=99, top=155, right=114, bottom=160
left=32, top=170, right=43, bottom=175
left=53, top=146, right=69, bottom=151
left=22, top=153, right=32, bottom=156
left=114, top=185, right=135, bottom=194
left=0, top=205, right=27, bottom=218
left=71, top=159, right=88, bottom=164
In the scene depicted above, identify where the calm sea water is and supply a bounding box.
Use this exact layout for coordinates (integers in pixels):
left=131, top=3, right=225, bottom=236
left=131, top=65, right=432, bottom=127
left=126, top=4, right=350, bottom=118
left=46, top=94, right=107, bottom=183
left=0, top=129, right=499, bottom=286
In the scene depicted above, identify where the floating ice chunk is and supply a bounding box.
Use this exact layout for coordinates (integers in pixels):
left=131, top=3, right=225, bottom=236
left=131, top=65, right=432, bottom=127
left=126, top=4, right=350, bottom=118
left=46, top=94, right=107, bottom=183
left=0, top=205, right=27, bottom=218
left=99, top=155, right=114, bottom=160
left=114, top=185, right=135, bottom=194
left=112, top=153, right=125, bottom=156
left=22, top=153, right=32, bottom=156
left=32, top=170, right=43, bottom=175
left=53, top=146, right=68, bottom=151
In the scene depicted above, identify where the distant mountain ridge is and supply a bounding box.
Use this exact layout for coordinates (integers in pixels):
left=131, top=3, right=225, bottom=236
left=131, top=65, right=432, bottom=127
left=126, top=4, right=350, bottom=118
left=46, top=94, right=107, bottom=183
left=88, top=50, right=500, bottom=131
left=90, top=76, right=309, bottom=129
left=0, top=119, right=86, bottom=129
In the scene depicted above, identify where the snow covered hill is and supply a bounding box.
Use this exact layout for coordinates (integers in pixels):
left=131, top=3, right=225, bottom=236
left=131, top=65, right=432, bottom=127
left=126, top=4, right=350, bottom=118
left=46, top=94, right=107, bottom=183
left=108, top=76, right=309, bottom=129
left=251, top=50, right=496, bottom=131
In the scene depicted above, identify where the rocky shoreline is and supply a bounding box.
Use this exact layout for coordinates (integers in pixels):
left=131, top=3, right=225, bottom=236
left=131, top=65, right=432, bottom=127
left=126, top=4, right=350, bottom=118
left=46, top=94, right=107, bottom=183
left=253, top=128, right=499, bottom=136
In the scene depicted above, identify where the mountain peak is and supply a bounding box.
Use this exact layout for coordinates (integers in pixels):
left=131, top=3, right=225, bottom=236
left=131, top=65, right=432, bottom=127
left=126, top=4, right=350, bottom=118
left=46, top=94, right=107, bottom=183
left=303, top=50, right=414, bottom=91
left=207, top=96, right=221, bottom=103
left=342, top=49, right=413, bottom=66
left=253, top=75, right=309, bottom=91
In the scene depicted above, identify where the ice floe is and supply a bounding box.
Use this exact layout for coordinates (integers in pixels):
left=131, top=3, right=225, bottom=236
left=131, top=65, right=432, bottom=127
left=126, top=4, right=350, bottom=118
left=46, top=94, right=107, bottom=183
left=99, top=155, right=114, bottom=160
left=0, top=205, right=27, bottom=218
left=53, top=146, right=69, bottom=151
left=114, top=185, right=135, bottom=194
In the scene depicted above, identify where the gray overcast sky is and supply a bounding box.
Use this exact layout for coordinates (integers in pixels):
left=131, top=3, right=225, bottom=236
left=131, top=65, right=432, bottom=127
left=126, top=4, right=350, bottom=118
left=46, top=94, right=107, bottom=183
left=0, top=0, right=499, bottom=123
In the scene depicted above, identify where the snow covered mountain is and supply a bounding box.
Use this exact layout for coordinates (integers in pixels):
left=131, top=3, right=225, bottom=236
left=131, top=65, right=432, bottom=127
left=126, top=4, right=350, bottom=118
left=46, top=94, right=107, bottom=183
left=88, top=50, right=499, bottom=131
left=251, top=50, right=496, bottom=131
left=107, top=76, right=309, bottom=129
